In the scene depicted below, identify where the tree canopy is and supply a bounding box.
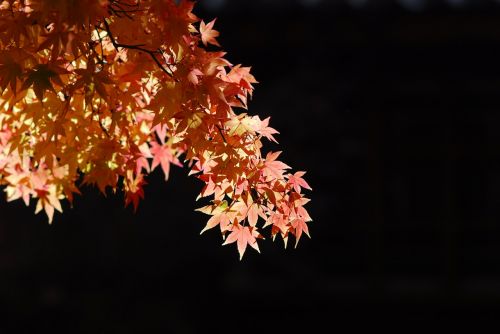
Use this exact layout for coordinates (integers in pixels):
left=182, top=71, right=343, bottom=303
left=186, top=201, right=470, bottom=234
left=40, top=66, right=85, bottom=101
left=0, top=0, right=312, bottom=259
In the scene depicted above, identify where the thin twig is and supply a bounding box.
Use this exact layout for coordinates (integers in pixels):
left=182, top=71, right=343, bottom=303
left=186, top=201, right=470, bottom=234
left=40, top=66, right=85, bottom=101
left=216, top=124, right=227, bottom=143
left=102, top=19, right=178, bottom=81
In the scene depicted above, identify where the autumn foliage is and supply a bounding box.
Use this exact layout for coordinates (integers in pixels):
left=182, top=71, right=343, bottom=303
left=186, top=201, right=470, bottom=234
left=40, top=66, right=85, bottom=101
left=0, top=0, right=312, bottom=259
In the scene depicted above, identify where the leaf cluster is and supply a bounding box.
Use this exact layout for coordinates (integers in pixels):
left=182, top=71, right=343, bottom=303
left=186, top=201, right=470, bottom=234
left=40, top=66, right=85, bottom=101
left=0, top=0, right=312, bottom=259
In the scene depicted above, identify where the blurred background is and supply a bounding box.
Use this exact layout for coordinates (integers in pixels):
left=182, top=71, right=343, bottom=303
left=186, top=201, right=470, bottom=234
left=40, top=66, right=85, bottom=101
left=1, top=0, right=500, bottom=332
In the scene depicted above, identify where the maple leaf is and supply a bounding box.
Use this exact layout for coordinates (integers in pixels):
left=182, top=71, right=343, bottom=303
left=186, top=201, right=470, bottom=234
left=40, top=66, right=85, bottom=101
left=247, top=203, right=259, bottom=227
left=5, top=171, right=32, bottom=206
left=231, top=116, right=257, bottom=136
left=124, top=171, right=146, bottom=212
left=21, top=63, right=69, bottom=101
left=263, top=151, right=291, bottom=179
left=0, top=13, right=32, bottom=46
left=287, top=171, right=312, bottom=194
left=223, top=224, right=261, bottom=260
left=0, top=51, right=24, bottom=93
left=37, top=25, right=87, bottom=59
left=135, top=143, right=152, bottom=175
left=226, top=65, right=258, bottom=90
left=200, top=19, right=220, bottom=47
left=187, top=68, right=203, bottom=85
left=148, top=82, right=183, bottom=126
left=150, top=142, right=182, bottom=180
left=201, top=212, right=231, bottom=234
left=196, top=200, right=231, bottom=233
left=291, top=218, right=311, bottom=248
left=82, top=165, right=119, bottom=194
left=73, top=62, right=114, bottom=107
left=257, top=117, right=279, bottom=143
left=31, top=169, right=64, bottom=224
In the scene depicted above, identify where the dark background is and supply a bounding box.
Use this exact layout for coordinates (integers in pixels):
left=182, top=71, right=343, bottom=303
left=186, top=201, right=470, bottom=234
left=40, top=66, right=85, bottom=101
left=2, top=0, right=500, bottom=332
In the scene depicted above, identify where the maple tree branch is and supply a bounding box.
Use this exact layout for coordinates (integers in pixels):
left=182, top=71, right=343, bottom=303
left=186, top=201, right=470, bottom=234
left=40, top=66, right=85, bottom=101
left=0, top=0, right=312, bottom=257
left=99, top=120, right=111, bottom=138
left=109, top=0, right=145, bottom=19
left=93, top=27, right=105, bottom=65
left=215, top=124, right=227, bottom=143
left=110, top=0, right=140, bottom=8
left=93, top=99, right=110, bottom=138
left=102, top=20, right=178, bottom=81
left=157, top=48, right=179, bottom=77
left=109, top=5, right=136, bottom=20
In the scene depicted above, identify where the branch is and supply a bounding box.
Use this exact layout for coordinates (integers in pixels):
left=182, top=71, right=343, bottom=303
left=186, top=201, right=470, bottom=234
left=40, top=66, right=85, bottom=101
left=216, top=124, right=227, bottom=143
left=102, top=19, right=178, bottom=81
